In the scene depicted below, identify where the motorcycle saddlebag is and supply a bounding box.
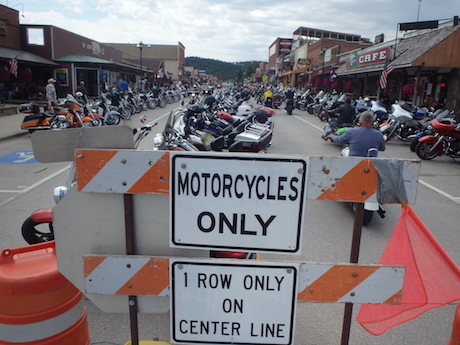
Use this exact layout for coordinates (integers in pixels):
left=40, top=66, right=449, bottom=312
left=21, top=113, right=49, bottom=128
left=19, top=103, right=41, bottom=114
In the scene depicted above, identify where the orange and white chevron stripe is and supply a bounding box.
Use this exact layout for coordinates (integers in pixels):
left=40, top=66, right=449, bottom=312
left=83, top=256, right=403, bottom=304
left=75, top=149, right=170, bottom=194
left=297, top=263, right=403, bottom=304
left=306, top=156, right=378, bottom=202
left=84, top=256, right=170, bottom=296
left=74, top=150, right=419, bottom=203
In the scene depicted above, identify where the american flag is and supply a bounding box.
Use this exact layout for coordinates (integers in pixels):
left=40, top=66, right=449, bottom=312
left=9, top=58, right=18, bottom=77
left=329, top=68, right=338, bottom=82
left=379, top=59, right=394, bottom=90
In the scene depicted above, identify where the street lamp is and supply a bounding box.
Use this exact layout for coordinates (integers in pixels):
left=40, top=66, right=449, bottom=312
left=417, top=0, right=422, bottom=21
left=321, top=46, right=327, bottom=74
left=137, top=41, right=144, bottom=78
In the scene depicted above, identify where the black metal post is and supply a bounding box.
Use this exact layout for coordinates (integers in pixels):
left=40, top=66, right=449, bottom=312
left=340, top=202, right=364, bottom=345
left=124, top=194, right=139, bottom=345
left=137, top=41, right=144, bottom=90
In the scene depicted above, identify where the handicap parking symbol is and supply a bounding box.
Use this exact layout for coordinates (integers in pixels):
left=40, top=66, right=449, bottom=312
left=0, top=151, right=38, bottom=164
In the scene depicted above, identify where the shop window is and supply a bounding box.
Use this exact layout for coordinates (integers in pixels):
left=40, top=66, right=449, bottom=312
left=0, top=21, right=7, bottom=36
left=27, top=28, right=44, bottom=46
left=56, top=69, right=68, bottom=86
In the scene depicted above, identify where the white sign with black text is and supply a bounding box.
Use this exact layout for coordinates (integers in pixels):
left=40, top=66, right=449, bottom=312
left=170, top=259, right=298, bottom=345
left=170, top=153, right=308, bottom=253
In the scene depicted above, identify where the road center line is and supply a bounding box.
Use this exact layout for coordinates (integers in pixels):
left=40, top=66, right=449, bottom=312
left=0, top=165, right=70, bottom=207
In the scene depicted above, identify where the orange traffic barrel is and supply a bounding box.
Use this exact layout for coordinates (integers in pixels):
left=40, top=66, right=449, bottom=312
left=449, top=305, right=460, bottom=345
left=0, top=241, right=89, bottom=345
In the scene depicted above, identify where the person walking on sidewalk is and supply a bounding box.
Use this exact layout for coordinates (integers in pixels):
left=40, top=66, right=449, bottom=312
left=46, top=78, right=57, bottom=111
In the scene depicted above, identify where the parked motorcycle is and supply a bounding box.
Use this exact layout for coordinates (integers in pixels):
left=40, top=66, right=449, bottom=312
left=379, top=102, right=425, bottom=142
left=409, top=109, right=453, bottom=152
left=19, top=94, right=103, bottom=131
left=19, top=103, right=58, bottom=132
left=91, top=98, right=121, bottom=125
left=416, top=113, right=460, bottom=160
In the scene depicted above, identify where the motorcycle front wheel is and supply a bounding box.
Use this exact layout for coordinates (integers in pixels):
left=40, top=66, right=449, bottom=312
left=88, top=118, right=104, bottom=127
left=21, top=217, right=54, bottom=244
left=409, top=138, right=420, bottom=152
left=381, top=129, right=392, bottom=142
left=363, top=210, right=374, bottom=226
left=106, top=113, right=121, bottom=125
left=416, top=142, right=439, bottom=160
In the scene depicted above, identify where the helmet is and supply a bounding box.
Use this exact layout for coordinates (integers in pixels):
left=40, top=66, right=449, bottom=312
left=203, top=96, right=216, bottom=107
left=254, top=109, right=268, bottom=123
left=190, top=104, right=205, bottom=114
left=236, top=103, right=254, bottom=116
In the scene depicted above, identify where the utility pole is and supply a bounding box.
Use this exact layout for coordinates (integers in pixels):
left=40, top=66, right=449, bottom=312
left=417, top=0, right=422, bottom=21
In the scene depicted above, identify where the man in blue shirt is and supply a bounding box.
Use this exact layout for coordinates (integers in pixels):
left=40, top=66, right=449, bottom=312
left=325, top=111, right=385, bottom=157
left=120, top=79, right=129, bottom=92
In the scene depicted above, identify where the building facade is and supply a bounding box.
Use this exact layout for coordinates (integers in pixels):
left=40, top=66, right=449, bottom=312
left=0, top=5, right=57, bottom=101
left=104, top=42, right=186, bottom=86
left=335, top=18, right=460, bottom=114
left=0, top=4, right=187, bottom=100
left=271, top=27, right=373, bottom=89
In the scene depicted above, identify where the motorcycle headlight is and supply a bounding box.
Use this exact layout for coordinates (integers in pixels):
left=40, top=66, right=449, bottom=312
left=153, top=133, right=164, bottom=147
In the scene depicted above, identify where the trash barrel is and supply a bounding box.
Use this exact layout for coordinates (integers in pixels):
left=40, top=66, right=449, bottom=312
left=0, top=241, right=90, bottom=345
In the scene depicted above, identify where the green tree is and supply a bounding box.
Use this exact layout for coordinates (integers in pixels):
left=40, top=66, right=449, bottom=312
left=185, top=57, right=262, bottom=82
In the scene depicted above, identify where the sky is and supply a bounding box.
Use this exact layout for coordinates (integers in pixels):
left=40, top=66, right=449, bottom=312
left=10, top=0, right=460, bottom=62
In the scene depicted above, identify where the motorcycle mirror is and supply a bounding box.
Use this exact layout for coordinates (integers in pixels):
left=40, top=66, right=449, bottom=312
left=53, top=186, right=69, bottom=203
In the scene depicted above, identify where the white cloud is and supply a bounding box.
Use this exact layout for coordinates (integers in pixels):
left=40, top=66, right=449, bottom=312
left=20, top=0, right=460, bottom=62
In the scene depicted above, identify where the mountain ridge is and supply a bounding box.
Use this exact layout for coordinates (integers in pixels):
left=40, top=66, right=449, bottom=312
left=185, top=57, right=262, bottom=82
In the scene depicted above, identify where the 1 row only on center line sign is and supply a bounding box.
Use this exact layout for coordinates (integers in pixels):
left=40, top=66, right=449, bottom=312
left=170, top=153, right=308, bottom=253
left=171, top=259, right=298, bottom=345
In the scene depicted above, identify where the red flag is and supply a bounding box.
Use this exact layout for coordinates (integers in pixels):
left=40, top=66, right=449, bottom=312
left=356, top=204, right=460, bottom=335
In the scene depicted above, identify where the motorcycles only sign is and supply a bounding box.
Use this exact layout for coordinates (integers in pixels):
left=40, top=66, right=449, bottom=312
left=171, top=153, right=308, bottom=253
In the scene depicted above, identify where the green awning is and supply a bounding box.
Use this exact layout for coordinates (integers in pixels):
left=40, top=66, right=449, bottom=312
left=0, top=47, right=57, bottom=66
left=54, top=54, right=147, bottom=72
left=54, top=54, right=115, bottom=64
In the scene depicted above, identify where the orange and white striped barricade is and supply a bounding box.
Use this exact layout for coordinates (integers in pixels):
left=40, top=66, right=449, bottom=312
left=0, top=242, right=90, bottom=345
left=52, top=149, right=419, bottom=344
left=83, top=255, right=403, bottom=345
left=83, top=255, right=403, bottom=304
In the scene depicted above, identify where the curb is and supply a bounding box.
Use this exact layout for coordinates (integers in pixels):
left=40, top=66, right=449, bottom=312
left=0, top=131, right=29, bottom=142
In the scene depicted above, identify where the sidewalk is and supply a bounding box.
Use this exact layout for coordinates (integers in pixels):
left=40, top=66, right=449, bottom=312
left=0, top=104, right=28, bottom=141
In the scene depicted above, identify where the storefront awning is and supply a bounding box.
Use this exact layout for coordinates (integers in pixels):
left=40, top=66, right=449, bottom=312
left=54, top=54, right=116, bottom=64
left=55, top=54, right=150, bottom=73
left=0, top=47, right=57, bottom=66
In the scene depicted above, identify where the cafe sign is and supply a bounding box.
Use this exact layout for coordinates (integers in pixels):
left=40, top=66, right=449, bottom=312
left=348, top=47, right=391, bottom=68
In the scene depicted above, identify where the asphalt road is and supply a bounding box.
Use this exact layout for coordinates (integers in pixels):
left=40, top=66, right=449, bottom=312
left=0, top=99, right=458, bottom=345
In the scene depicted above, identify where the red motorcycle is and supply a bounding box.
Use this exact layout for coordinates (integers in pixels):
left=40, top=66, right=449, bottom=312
left=416, top=116, right=460, bottom=160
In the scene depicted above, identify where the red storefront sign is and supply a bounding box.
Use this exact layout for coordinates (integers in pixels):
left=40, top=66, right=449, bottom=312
left=349, top=47, right=391, bottom=68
